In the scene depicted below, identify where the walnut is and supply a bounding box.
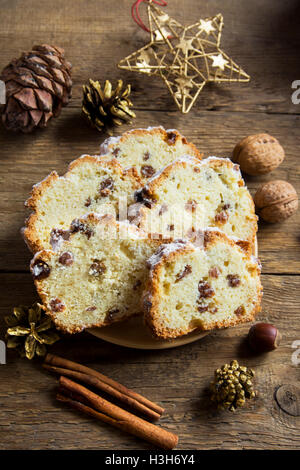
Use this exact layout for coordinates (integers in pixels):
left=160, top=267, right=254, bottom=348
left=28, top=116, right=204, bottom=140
left=232, top=133, right=285, bottom=175
left=254, top=180, right=298, bottom=223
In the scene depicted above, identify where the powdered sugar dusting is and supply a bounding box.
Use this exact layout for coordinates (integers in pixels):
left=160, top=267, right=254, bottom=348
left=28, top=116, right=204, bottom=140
left=203, top=226, right=240, bottom=240
left=20, top=226, right=33, bottom=252
left=147, top=240, right=191, bottom=270
left=28, top=171, right=58, bottom=197
left=129, top=125, right=165, bottom=133
left=32, top=263, right=44, bottom=278
left=99, top=136, right=122, bottom=155
left=142, top=154, right=199, bottom=189
left=50, top=228, right=70, bottom=250
left=204, top=156, right=242, bottom=179
left=175, top=155, right=200, bottom=164
left=251, top=255, right=262, bottom=271
left=204, top=156, right=230, bottom=163
left=99, top=126, right=184, bottom=156
left=142, top=155, right=238, bottom=189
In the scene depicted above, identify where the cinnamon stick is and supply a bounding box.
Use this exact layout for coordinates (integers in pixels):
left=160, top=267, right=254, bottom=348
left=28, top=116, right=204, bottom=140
left=44, top=353, right=164, bottom=416
left=58, top=376, right=178, bottom=450
left=44, top=363, right=160, bottom=421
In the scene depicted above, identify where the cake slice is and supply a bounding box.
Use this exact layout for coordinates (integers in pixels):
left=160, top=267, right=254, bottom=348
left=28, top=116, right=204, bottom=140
left=143, top=230, right=262, bottom=339
left=99, top=126, right=202, bottom=182
left=23, top=156, right=140, bottom=252
left=30, top=214, right=165, bottom=333
left=135, top=156, right=257, bottom=245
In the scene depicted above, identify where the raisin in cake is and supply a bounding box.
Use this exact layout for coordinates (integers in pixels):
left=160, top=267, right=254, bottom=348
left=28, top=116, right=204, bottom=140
left=135, top=156, right=257, bottom=245
left=143, top=230, right=262, bottom=339
left=23, top=156, right=140, bottom=252
left=31, top=214, right=165, bottom=333
left=99, top=126, right=202, bottom=182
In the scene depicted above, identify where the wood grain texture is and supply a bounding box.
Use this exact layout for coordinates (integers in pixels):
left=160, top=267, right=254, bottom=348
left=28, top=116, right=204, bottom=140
left=0, top=0, right=299, bottom=450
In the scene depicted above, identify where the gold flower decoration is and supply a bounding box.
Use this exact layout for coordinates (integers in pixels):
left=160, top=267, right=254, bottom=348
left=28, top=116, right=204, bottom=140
left=5, top=302, right=60, bottom=360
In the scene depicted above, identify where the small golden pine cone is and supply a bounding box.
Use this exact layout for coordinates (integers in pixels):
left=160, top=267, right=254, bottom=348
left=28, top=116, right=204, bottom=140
left=82, top=79, right=136, bottom=134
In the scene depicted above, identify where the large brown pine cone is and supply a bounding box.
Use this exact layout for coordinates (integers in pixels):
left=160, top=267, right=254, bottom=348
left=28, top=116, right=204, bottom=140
left=0, top=44, right=72, bottom=133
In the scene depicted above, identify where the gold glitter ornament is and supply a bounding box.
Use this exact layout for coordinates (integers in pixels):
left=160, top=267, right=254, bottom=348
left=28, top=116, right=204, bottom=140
left=5, top=302, right=60, bottom=360
left=210, top=360, right=256, bottom=411
left=119, top=1, right=250, bottom=113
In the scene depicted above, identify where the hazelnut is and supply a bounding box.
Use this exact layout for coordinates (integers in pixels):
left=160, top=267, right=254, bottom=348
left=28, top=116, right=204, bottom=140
left=248, top=322, right=281, bottom=353
left=254, top=180, right=298, bottom=223
left=232, top=133, right=285, bottom=175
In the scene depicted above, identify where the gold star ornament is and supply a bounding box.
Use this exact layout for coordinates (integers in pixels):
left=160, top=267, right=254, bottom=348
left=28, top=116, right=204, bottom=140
left=118, top=2, right=250, bottom=113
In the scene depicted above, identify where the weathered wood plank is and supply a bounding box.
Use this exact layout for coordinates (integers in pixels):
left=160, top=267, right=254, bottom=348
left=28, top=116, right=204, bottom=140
left=0, top=0, right=299, bottom=114
left=0, top=273, right=299, bottom=449
left=0, top=0, right=299, bottom=451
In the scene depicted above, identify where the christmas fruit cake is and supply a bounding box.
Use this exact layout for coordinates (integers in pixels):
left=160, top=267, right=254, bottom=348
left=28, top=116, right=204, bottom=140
left=30, top=214, right=165, bottom=333
left=99, top=126, right=202, bottom=182
left=143, top=230, right=262, bottom=340
left=135, top=156, right=257, bottom=245
left=23, top=156, right=140, bottom=252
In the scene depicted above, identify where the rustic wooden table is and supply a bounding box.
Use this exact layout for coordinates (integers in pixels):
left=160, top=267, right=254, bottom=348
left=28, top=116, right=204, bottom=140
left=0, top=0, right=299, bottom=450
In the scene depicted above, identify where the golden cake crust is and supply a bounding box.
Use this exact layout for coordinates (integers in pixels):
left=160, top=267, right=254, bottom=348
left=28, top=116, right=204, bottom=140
left=23, top=156, right=141, bottom=253
left=143, top=230, right=262, bottom=340
left=31, top=214, right=165, bottom=334
left=136, top=156, right=258, bottom=246
left=99, top=126, right=202, bottom=181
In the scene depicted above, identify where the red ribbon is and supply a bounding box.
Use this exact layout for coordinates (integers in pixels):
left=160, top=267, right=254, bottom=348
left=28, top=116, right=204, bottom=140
left=131, top=0, right=168, bottom=32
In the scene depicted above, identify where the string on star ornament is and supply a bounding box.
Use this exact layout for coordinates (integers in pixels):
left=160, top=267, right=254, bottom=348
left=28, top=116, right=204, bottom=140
left=119, top=0, right=250, bottom=113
